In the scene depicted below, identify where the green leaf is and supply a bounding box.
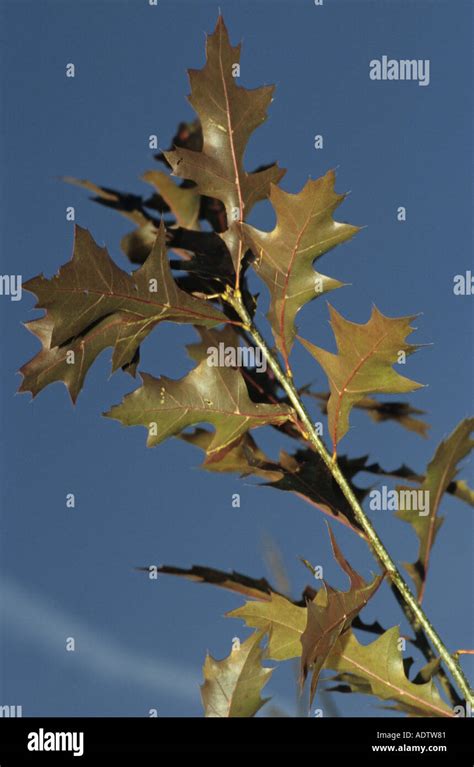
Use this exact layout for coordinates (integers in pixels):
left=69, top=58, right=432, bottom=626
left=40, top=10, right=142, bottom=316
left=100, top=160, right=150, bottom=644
left=105, top=358, right=293, bottom=460
left=325, top=627, right=453, bottom=718
left=243, top=172, right=359, bottom=367
left=229, top=528, right=382, bottom=681
left=20, top=222, right=224, bottom=402
left=180, top=427, right=283, bottom=479
left=142, top=170, right=200, bottom=229
left=397, top=418, right=474, bottom=600
left=201, top=630, right=273, bottom=717
left=164, top=15, right=285, bottom=273
left=299, top=305, right=423, bottom=450
left=299, top=527, right=383, bottom=704
left=452, top=479, right=474, bottom=506
left=228, top=592, right=307, bottom=661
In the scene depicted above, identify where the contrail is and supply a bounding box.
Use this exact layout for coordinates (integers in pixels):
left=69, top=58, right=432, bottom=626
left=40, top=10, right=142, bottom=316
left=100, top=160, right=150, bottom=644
left=0, top=576, right=295, bottom=715
left=0, top=575, right=200, bottom=705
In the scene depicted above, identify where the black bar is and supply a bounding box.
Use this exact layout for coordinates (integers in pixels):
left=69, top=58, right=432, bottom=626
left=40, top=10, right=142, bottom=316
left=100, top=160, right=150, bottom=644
left=0, top=716, right=472, bottom=762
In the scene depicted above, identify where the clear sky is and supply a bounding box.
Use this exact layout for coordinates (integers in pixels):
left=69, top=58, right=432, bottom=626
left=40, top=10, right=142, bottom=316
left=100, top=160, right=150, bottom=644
left=0, top=0, right=472, bottom=717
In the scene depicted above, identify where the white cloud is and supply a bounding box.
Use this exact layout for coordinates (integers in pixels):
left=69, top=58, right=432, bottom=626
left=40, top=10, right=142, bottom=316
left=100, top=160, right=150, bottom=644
left=0, top=576, right=200, bottom=704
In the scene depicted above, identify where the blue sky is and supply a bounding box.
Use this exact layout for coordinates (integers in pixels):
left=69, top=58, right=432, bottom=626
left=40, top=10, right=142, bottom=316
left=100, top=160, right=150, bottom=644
left=0, top=0, right=472, bottom=717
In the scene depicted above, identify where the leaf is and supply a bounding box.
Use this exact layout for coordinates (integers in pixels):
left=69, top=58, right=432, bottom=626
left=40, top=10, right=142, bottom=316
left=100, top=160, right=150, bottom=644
left=452, top=479, right=474, bottom=506
left=105, top=359, right=293, bottom=460
left=62, top=176, right=151, bottom=227
left=228, top=593, right=307, bottom=662
left=201, top=630, right=273, bottom=717
left=120, top=221, right=158, bottom=265
left=397, top=418, right=474, bottom=601
left=262, top=449, right=368, bottom=536
left=308, top=391, right=429, bottom=438
left=229, top=528, right=383, bottom=680
left=186, top=323, right=240, bottom=363
left=299, top=305, right=423, bottom=450
left=325, top=454, right=473, bottom=508
left=142, top=170, right=200, bottom=229
left=299, top=527, right=383, bottom=704
left=357, top=398, right=429, bottom=438
left=164, top=15, right=285, bottom=273
left=242, top=172, right=359, bottom=367
left=325, top=627, right=453, bottom=717
left=180, top=427, right=283, bottom=479
left=19, top=223, right=224, bottom=402
left=19, top=314, right=141, bottom=404
left=137, top=560, right=322, bottom=610
left=136, top=563, right=283, bottom=602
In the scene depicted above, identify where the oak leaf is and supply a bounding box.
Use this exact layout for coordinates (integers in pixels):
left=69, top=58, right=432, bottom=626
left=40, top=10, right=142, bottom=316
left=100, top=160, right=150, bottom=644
left=299, top=527, right=383, bottom=704
left=20, top=223, right=224, bottom=402
left=164, top=16, right=285, bottom=273
left=300, top=305, right=423, bottom=450
left=325, top=627, right=453, bottom=717
left=397, top=418, right=474, bottom=601
left=243, top=172, right=359, bottom=366
left=308, top=391, right=429, bottom=438
left=142, top=170, right=200, bottom=229
left=105, top=360, right=293, bottom=460
left=201, top=630, right=273, bottom=717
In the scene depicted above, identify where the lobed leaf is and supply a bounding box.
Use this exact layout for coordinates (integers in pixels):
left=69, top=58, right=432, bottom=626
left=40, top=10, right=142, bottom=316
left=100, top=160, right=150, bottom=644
left=201, top=630, right=273, bottom=717
left=164, top=15, right=285, bottom=274
left=325, top=627, right=453, bottom=718
left=105, top=357, right=293, bottom=460
left=228, top=592, right=307, bottom=662
left=229, top=528, right=383, bottom=693
left=142, top=170, right=200, bottom=229
left=243, top=172, right=359, bottom=367
left=307, top=391, right=429, bottom=438
left=397, top=418, right=474, bottom=601
left=300, top=305, right=423, bottom=450
left=20, top=223, right=224, bottom=402
left=299, top=528, right=383, bottom=704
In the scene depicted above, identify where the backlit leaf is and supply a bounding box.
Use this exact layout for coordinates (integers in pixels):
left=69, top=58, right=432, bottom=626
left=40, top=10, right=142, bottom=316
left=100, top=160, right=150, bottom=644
left=105, top=359, right=293, bottom=460
left=325, top=628, right=453, bottom=717
left=397, top=418, right=474, bottom=601
left=20, top=223, right=224, bottom=402
left=299, top=305, right=423, bottom=450
left=299, top=527, right=383, bottom=704
left=201, top=630, right=273, bottom=717
left=243, top=172, right=359, bottom=367
left=228, top=593, right=307, bottom=662
left=229, top=528, right=382, bottom=681
left=142, top=170, right=200, bottom=229
left=164, top=15, right=285, bottom=273
left=308, top=391, right=429, bottom=438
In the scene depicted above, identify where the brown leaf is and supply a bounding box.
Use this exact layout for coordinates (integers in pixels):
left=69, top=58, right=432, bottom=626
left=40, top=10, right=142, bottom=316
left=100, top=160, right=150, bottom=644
left=299, top=305, right=423, bottom=451
left=299, top=527, right=383, bottom=704
left=397, top=418, right=474, bottom=601
left=20, top=223, right=224, bottom=402
left=164, top=16, right=285, bottom=275
left=243, top=172, right=359, bottom=367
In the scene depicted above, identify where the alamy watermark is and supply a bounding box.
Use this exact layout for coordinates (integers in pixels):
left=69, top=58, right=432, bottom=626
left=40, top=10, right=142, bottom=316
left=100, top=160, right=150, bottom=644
left=369, top=486, right=430, bottom=516
left=370, top=56, right=430, bottom=87
left=0, top=274, right=22, bottom=301
left=207, top=342, right=267, bottom=373
left=27, top=728, right=84, bottom=757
